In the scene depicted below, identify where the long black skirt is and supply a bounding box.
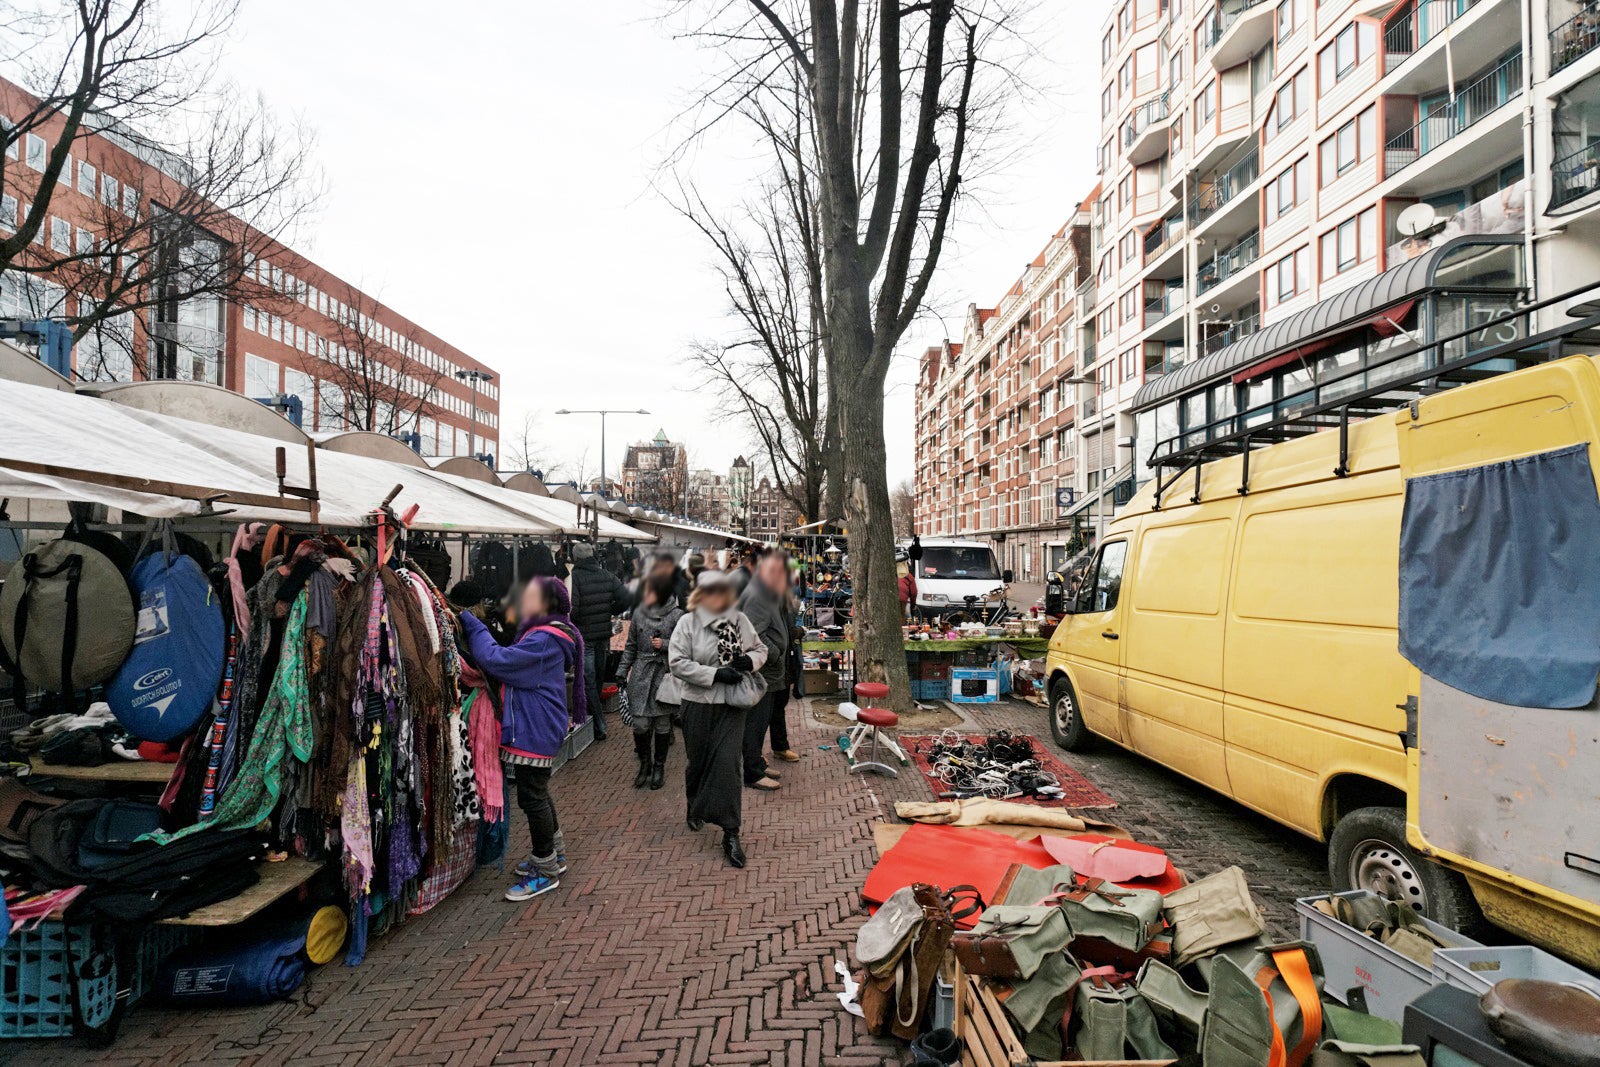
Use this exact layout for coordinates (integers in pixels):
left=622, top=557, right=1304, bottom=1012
left=682, top=700, right=746, bottom=834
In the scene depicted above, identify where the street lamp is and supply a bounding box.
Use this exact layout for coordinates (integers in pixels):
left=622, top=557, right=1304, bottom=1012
left=455, top=368, right=494, bottom=462
left=554, top=408, right=650, bottom=498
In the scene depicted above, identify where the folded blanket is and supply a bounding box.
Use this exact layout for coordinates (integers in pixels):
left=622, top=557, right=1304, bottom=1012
left=155, top=931, right=306, bottom=1006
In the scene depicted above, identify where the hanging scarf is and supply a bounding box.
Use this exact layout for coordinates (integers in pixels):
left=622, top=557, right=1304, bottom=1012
left=460, top=661, right=502, bottom=823
left=197, top=624, right=240, bottom=820
left=145, top=592, right=314, bottom=843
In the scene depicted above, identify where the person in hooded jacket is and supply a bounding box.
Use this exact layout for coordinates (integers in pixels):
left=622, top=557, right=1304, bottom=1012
left=666, top=570, right=767, bottom=868
left=567, top=540, right=631, bottom=741
left=458, top=575, right=584, bottom=902
left=618, top=571, right=684, bottom=789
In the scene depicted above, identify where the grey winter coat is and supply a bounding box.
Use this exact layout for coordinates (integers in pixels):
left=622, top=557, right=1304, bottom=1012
left=738, top=578, right=792, bottom=694
left=618, top=600, right=684, bottom=721
left=661, top=606, right=768, bottom=705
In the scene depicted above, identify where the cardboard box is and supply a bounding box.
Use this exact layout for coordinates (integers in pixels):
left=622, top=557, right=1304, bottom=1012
left=800, top=669, right=840, bottom=696
left=951, top=668, right=999, bottom=703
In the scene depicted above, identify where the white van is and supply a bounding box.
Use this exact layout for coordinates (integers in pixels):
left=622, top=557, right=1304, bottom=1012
left=904, top=539, right=1011, bottom=620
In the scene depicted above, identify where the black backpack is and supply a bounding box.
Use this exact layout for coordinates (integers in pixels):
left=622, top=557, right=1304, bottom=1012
left=472, top=541, right=513, bottom=597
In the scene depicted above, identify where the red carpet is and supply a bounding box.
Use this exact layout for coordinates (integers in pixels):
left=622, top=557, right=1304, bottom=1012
left=902, top=733, right=1117, bottom=810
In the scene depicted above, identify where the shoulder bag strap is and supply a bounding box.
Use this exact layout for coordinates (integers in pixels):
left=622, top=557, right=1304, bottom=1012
left=943, top=884, right=985, bottom=923
left=1269, top=946, right=1324, bottom=1067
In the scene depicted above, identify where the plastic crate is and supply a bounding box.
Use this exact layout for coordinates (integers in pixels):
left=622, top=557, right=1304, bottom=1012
left=1, top=919, right=189, bottom=1038
left=553, top=717, right=596, bottom=771
left=1296, top=891, right=1480, bottom=1023
left=1433, top=944, right=1600, bottom=998
left=930, top=975, right=955, bottom=1031
left=911, top=679, right=950, bottom=702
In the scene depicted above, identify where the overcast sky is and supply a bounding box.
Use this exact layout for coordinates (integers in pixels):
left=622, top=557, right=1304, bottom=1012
left=223, top=2, right=1101, bottom=491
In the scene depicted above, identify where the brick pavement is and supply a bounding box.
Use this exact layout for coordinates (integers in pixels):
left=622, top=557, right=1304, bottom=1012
left=13, top=698, right=1327, bottom=1066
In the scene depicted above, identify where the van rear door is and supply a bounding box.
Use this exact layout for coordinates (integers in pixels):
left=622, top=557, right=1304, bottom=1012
left=1395, top=356, right=1600, bottom=943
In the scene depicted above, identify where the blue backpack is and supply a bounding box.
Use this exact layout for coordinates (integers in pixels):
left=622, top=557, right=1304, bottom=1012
left=106, top=526, right=225, bottom=742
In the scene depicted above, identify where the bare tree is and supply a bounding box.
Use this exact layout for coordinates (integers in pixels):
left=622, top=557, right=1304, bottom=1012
left=677, top=0, right=1027, bottom=706
left=504, top=410, right=555, bottom=474
left=314, top=283, right=445, bottom=441
left=1, top=1, right=315, bottom=379
left=889, top=478, right=914, bottom=539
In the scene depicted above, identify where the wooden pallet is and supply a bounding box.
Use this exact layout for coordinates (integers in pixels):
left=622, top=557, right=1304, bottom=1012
left=953, top=963, right=1173, bottom=1067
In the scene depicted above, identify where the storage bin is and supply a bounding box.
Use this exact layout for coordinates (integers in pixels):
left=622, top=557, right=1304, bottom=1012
left=929, top=975, right=955, bottom=1031
left=1434, top=944, right=1600, bottom=998
left=553, top=718, right=595, bottom=771
left=911, top=679, right=950, bottom=702
left=0, top=919, right=189, bottom=1038
left=1296, top=890, right=1480, bottom=1023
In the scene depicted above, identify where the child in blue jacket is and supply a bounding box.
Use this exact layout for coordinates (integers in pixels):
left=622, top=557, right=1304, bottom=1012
left=458, top=575, right=586, bottom=901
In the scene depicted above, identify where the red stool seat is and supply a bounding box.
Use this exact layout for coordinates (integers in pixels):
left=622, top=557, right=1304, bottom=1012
left=855, top=682, right=891, bottom=701
left=857, top=706, right=898, bottom=728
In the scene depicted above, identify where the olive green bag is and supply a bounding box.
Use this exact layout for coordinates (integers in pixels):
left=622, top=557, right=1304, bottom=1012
left=1045, top=877, right=1164, bottom=951
left=1162, top=864, right=1267, bottom=967
left=952, top=904, right=1070, bottom=980
left=1072, top=970, right=1178, bottom=1063
left=1200, top=943, right=1327, bottom=1067
left=1135, top=958, right=1208, bottom=1045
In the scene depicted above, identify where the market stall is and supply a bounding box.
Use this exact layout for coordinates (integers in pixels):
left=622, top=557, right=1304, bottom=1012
left=799, top=634, right=1051, bottom=701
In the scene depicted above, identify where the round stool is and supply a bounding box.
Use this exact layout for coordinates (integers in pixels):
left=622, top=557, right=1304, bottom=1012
left=855, top=681, right=890, bottom=703
left=851, top=706, right=900, bottom=777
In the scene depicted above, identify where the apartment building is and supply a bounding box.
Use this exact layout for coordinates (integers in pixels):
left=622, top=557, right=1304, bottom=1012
left=621, top=430, right=690, bottom=513
left=912, top=208, right=1093, bottom=581
left=1092, top=0, right=1600, bottom=507
left=0, top=75, right=499, bottom=458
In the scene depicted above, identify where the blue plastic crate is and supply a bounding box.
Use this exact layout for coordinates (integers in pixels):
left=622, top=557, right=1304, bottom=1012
left=1, top=919, right=189, bottom=1038
left=911, top=679, right=950, bottom=701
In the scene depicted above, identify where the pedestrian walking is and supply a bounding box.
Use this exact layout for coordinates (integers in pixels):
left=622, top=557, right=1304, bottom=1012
left=738, top=552, right=796, bottom=788
left=619, top=571, right=684, bottom=790
left=568, top=540, right=631, bottom=741
left=457, top=576, right=583, bottom=902
left=667, top=570, right=767, bottom=868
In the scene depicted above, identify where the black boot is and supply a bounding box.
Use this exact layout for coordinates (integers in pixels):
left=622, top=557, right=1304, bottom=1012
left=649, top=731, right=670, bottom=790
left=632, top=733, right=652, bottom=789
left=723, top=833, right=746, bottom=868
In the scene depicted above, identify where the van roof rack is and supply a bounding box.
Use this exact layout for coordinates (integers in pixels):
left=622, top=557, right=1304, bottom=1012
left=1143, top=281, right=1600, bottom=509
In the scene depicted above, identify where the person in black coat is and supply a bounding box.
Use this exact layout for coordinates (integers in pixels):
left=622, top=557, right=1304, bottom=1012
left=568, top=540, right=632, bottom=740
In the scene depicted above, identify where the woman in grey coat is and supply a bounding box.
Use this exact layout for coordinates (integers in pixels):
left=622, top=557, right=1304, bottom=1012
left=663, top=569, right=768, bottom=868
left=619, top=571, right=684, bottom=790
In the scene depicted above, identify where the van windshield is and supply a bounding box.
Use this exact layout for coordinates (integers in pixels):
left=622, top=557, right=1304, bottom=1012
left=920, top=547, right=1000, bottom=580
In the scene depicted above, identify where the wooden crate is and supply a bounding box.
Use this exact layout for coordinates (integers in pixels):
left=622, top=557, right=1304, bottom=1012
left=953, top=964, right=1173, bottom=1067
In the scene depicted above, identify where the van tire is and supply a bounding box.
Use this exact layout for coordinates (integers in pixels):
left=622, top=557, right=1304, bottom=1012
left=1048, top=676, right=1092, bottom=751
left=1328, top=806, right=1484, bottom=934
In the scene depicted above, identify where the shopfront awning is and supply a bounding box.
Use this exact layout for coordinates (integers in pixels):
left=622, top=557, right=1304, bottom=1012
left=1131, top=236, right=1521, bottom=413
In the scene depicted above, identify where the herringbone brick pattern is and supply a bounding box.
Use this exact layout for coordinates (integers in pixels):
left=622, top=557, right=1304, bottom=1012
left=11, top=698, right=1327, bottom=1066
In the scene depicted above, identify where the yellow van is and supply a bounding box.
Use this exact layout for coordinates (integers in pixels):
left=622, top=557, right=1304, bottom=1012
left=1045, top=354, right=1600, bottom=967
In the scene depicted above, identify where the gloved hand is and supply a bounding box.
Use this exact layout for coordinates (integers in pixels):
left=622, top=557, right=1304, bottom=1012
left=730, top=653, right=754, bottom=672
left=713, top=666, right=742, bottom=686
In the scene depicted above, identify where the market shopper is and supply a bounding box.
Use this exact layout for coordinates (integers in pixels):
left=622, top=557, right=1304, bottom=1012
left=618, top=571, right=684, bottom=790
left=738, top=552, right=795, bottom=787
left=668, top=570, right=768, bottom=868
left=568, top=540, right=631, bottom=741
left=458, top=576, right=583, bottom=902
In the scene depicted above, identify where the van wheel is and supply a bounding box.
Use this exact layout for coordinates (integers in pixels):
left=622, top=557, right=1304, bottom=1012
left=1048, top=676, right=1091, bottom=751
left=1328, top=806, right=1484, bottom=933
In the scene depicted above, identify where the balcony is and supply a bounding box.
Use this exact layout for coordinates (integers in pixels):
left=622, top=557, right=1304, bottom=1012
left=1383, top=53, right=1523, bottom=183
left=1142, top=212, right=1186, bottom=277
left=1209, top=0, right=1276, bottom=70
left=1552, top=141, right=1600, bottom=208
left=1384, top=0, right=1484, bottom=73
left=1380, top=0, right=1516, bottom=95
left=1199, top=311, right=1260, bottom=356
left=1190, top=148, right=1260, bottom=237
left=1196, top=231, right=1260, bottom=297
left=1125, top=92, right=1172, bottom=165
left=1142, top=288, right=1184, bottom=330
left=1552, top=9, right=1600, bottom=76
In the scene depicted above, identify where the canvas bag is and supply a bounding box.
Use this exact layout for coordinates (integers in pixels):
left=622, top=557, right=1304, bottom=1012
left=1163, top=864, right=1267, bottom=967
left=952, top=904, right=1071, bottom=980
left=0, top=535, right=135, bottom=707
left=106, top=524, right=225, bottom=743
left=1043, top=876, right=1164, bottom=952
left=1200, top=942, right=1326, bottom=1067
left=1071, top=969, right=1178, bottom=1063
left=1136, top=957, right=1209, bottom=1046
left=855, top=885, right=925, bottom=976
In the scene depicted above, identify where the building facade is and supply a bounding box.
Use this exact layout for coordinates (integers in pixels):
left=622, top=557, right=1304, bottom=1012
left=1081, top=0, right=1600, bottom=525
left=621, top=430, right=689, bottom=513
left=0, top=75, right=498, bottom=458
left=912, top=210, right=1093, bottom=582
left=748, top=475, right=798, bottom=541
left=686, top=467, right=733, bottom=528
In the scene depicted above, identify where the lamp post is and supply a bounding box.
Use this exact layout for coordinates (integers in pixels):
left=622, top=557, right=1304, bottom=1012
left=455, top=368, right=494, bottom=462
left=555, top=408, right=650, bottom=499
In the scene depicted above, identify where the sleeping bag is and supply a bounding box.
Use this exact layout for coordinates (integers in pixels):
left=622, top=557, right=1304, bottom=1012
left=155, top=930, right=307, bottom=1006
left=106, top=527, right=225, bottom=743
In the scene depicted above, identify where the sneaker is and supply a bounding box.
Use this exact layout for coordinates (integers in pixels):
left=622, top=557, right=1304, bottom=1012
left=515, top=853, right=567, bottom=877
left=505, top=873, right=560, bottom=902
left=747, top=776, right=781, bottom=791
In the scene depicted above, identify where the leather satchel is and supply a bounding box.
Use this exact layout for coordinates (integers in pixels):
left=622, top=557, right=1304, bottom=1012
left=952, top=905, right=1070, bottom=980
left=855, top=885, right=924, bottom=977
left=859, top=883, right=957, bottom=1040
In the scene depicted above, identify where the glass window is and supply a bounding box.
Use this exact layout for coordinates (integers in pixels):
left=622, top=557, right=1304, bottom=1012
left=1084, top=541, right=1129, bottom=613
left=77, top=160, right=95, bottom=196
left=122, top=185, right=138, bottom=216
left=101, top=173, right=117, bottom=207
left=245, top=353, right=280, bottom=397
left=24, top=133, right=45, bottom=170
left=920, top=546, right=1000, bottom=580
left=49, top=217, right=69, bottom=252
left=1, top=116, right=14, bottom=160
left=0, top=194, right=14, bottom=233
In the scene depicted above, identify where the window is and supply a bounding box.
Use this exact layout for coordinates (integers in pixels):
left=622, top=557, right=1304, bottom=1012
left=1120, top=59, right=1133, bottom=97
left=1319, top=107, right=1375, bottom=184
left=1276, top=0, right=1301, bottom=42
left=1119, top=2, right=1132, bottom=37
left=100, top=174, right=118, bottom=207
left=1265, top=157, right=1308, bottom=222
left=245, top=353, right=280, bottom=397
left=1, top=117, right=14, bottom=160
left=1170, top=50, right=1183, bottom=88
left=50, top=217, right=69, bottom=253
left=1317, top=21, right=1375, bottom=95
left=1120, top=348, right=1138, bottom=381
left=1102, top=85, right=1113, bottom=118
left=1266, top=67, right=1307, bottom=140
left=122, top=185, right=138, bottom=216
left=1082, top=541, right=1128, bottom=612
left=75, top=227, right=92, bottom=254
left=1197, top=80, right=1217, bottom=128
left=1272, top=246, right=1310, bottom=301
left=77, top=160, right=95, bottom=196
left=1319, top=206, right=1377, bottom=277
left=1103, top=30, right=1114, bottom=63
left=24, top=133, right=45, bottom=171
left=243, top=305, right=256, bottom=332
left=0, top=195, right=14, bottom=233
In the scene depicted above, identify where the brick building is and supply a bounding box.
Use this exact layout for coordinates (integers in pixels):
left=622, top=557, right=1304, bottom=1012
left=621, top=429, right=689, bottom=513
left=0, top=75, right=498, bottom=457
left=748, top=475, right=798, bottom=541
left=912, top=205, right=1094, bottom=582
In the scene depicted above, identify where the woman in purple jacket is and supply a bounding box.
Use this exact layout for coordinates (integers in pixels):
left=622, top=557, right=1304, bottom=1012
left=459, top=575, right=585, bottom=902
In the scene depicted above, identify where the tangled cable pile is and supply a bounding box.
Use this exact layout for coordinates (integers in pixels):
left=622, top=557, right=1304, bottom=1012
left=914, top=729, right=1065, bottom=800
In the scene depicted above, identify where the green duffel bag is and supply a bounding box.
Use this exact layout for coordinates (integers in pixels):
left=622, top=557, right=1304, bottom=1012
left=951, top=904, right=1071, bottom=980
left=1163, top=865, right=1267, bottom=967
left=0, top=537, right=135, bottom=706
left=1201, top=942, right=1327, bottom=1067
left=1072, top=970, right=1178, bottom=1063
left=1045, top=876, right=1164, bottom=952
left=1136, top=957, right=1208, bottom=1046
